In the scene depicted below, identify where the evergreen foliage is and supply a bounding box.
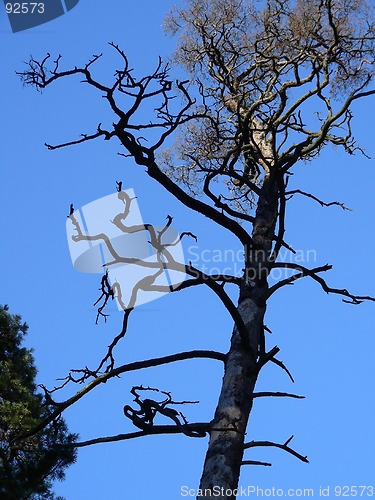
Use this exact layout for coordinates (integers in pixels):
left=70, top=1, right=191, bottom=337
left=0, top=305, right=77, bottom=500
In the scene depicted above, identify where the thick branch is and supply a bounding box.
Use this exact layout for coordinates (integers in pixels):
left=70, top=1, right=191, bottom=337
left=16, top=350, right=226, bottom=442
left=71, top=422, right=211, bottom=448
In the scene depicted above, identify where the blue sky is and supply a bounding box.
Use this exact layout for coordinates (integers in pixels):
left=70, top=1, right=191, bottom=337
left=1, top=1, right=374, bottom=498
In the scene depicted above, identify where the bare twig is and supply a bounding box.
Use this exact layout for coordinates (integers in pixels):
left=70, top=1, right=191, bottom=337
left=94, top=271, right=114, bottom=324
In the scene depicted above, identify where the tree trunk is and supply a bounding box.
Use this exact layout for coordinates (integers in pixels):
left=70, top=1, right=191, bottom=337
left=197, top=295, right=265, bottom=499
left=198, top=176, right=278, bottom=499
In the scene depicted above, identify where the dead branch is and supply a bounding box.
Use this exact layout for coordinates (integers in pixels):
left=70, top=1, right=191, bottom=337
left=15, top=350, right=226, bottom=442
left=123, top=386, right=205, bottom=437
left=241, top=460, right=272, bottom=467
left=272, top=262, right=375, bottom=304
left=270, top=358, right=295, bottom=383
left=253, top=392, right=305, bottom=399
left=244, top=435, right=308, bottom=463
left=93, top=271, right=114, bottom=324
left=267, top=264, right=333, bottom=297
left=18, top=49, right=256, bottom=254
left=70, top=423, right=211, bottom=448
left=45, top=123, right=113, bottom=150
left=95, top=308, right=133, bottom=374
left=257, top=345, right=280, bottom=370
left=284, top=189, right=351, bottom=211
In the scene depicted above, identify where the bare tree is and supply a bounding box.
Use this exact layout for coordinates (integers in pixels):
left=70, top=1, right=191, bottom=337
left=17, top=0, right=375, bottom=498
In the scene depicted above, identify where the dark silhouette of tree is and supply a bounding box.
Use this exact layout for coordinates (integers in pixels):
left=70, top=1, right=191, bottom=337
left=0, top=305, right=77, bottom=500
left=17, top=0, right=375, bottom=497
